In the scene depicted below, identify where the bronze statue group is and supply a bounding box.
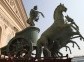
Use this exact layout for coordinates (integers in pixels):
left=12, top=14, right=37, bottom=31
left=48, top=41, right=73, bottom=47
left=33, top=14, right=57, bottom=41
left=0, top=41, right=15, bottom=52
left=27, top=3, right=84, bottom=60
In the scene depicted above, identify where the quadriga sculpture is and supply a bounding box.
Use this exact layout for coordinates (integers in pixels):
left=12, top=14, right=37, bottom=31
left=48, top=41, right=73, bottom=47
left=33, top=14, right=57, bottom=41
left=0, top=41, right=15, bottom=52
left=36, top=3, right=84, bottom=59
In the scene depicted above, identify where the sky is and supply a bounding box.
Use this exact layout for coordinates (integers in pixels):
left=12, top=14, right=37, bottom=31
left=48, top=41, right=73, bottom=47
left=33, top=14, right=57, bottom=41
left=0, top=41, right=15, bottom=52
left=22, top=0, right=84, bottom=57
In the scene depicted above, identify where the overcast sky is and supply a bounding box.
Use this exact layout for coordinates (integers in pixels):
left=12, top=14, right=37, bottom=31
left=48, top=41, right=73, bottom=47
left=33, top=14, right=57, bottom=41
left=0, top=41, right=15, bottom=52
left=23, top=0, right=84, bottom=57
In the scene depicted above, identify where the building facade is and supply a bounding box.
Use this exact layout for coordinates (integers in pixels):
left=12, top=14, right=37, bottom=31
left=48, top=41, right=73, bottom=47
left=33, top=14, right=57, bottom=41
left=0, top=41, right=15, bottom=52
left=0, top=0, right=29, bottom=49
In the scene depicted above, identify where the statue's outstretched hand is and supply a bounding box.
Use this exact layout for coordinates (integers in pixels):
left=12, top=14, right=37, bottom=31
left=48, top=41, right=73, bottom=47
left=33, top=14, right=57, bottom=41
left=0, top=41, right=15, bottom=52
left=41, top=13, right=45, bottom=18
left=39, top=12, right=45, bottom=18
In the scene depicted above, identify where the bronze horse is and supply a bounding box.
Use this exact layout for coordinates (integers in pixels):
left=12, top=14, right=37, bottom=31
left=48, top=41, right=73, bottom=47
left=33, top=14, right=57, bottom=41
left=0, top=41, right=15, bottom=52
left=36, top=3, right=84, bottom=59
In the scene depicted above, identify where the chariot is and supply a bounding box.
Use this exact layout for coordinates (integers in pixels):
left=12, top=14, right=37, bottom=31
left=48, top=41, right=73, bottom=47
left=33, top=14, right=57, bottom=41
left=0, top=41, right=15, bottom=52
left=1, top=27, right=40, bottom=57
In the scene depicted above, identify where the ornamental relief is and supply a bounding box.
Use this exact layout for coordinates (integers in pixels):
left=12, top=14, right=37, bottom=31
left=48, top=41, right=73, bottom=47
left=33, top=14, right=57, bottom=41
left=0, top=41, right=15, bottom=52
left=0, top=14, right=18, bottom=32
left=5, top=0, right=21, bottom=19
left=0, top=13, right=9, bottom=25
left=0, top=13, right=13, bottom=29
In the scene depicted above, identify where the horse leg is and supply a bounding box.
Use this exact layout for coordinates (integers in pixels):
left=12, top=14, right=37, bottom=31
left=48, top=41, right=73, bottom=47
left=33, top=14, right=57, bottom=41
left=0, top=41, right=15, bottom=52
left=43, top=39, right=54, bottom=57
left=65, top=46, right=72, bottom=54
left=71, top=25, right=84, bottom=41
left=43, top=39, right=52, bottom=57
left=50, top=40, right=60, bottom=57
left=57, top=51, right=63, bottom=57
left=43, top=47, right=51, bottom=57
left=36, top=39, right=43, bottom=59
left=69, top=40, right=80, bottom=50
left=36, top=37, right=51, bottom=59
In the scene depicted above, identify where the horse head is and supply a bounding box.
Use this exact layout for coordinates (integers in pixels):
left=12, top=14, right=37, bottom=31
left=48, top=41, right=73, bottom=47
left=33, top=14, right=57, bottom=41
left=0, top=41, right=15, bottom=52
left=57, top=3, right=67, bottom=12
left=54, top=3, right=67, bottom=22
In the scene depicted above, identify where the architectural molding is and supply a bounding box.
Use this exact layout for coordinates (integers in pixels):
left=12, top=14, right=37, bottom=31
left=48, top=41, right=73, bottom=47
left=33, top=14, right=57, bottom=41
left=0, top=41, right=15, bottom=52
left=0, top=7, right=21, bottom=31
left=5, top=0, right=26, bottom=28
left=0, top=0, right=29, bottom=48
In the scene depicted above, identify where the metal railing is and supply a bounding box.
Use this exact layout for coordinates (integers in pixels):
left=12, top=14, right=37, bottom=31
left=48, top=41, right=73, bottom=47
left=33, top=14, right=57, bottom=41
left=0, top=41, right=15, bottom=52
left=0, top=54, right=72, bottom=62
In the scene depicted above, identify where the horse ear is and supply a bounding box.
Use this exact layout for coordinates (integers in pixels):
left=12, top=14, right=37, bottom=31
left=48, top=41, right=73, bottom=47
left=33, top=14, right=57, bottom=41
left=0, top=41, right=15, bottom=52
left=60, top=3, right=64, bottom=6
left=60, top=3, right=61, bottom=5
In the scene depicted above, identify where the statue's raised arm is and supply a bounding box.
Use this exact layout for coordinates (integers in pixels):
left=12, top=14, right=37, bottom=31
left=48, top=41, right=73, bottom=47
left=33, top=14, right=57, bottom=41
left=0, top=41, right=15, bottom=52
left=38, top=11, right=45, bottom=18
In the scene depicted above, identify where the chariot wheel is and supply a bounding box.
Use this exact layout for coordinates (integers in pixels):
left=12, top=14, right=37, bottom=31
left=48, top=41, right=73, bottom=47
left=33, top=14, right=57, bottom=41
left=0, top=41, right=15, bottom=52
left=8, top=38, right=32, bottom=57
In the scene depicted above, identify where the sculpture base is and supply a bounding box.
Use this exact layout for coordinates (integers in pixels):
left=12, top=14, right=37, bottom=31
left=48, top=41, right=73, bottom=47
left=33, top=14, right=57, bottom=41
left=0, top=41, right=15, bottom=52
left=0, top=57, right=72, bottom=62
